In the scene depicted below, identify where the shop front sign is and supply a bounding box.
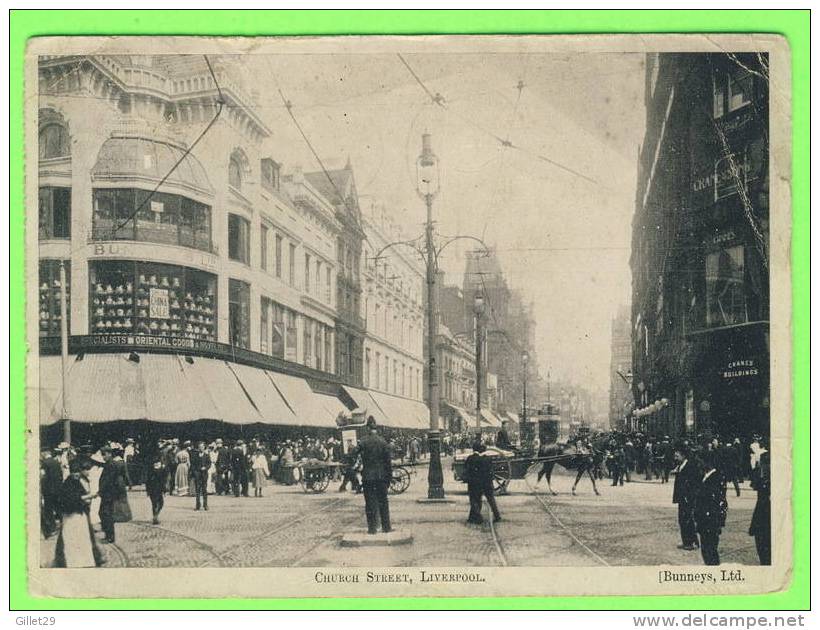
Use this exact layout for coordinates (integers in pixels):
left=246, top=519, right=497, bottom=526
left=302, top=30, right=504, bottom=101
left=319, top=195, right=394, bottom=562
left=149, top=288, right=169, bottom=319
left=720, top=359, right=760, bottom=379
left=90, top=242, right=218, bottom=270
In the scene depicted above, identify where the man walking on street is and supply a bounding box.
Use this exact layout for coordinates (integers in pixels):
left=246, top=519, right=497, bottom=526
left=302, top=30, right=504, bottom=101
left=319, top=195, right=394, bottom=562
left=191, top=441, right=210, bottom=511
left=356, top=417, right=392, bottom=534
left=215, top=439, right=231, bottom=495
left=694, top=451, right=728, bottom=565
left=145, top=449, right=166, bottom=525
left=231, top=440, right=249, bottom=498
left=464, top=441, right=502, bottom=524
left=40, top=448, right=63, bottom=538
left=98, top=446, right=125, bottom=544
left=672, top=445, right=699, bottom=551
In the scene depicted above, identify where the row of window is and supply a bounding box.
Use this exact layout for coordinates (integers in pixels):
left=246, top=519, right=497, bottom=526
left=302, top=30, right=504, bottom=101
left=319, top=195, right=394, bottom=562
left=638, top=243, right=766, bottom=356
left=363, top=347, right=422, bottom=401
left=259, top=295, right=334, bottom=374
left=367, top=298, right=423, bottom=356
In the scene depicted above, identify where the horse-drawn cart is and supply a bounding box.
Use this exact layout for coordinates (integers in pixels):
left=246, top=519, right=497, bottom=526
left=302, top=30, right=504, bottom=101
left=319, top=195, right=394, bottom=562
left=452, top=446, right=587, bottom=494
left=292, top=459, right=414, bottom=495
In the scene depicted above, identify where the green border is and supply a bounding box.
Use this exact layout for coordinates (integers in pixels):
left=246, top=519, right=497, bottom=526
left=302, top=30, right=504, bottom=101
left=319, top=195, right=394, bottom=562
left=10, top=9, right=809, bottom=611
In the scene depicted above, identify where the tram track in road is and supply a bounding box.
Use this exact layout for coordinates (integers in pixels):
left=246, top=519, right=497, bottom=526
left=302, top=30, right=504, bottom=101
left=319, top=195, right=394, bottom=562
left=487, top=516, right=510, bottom=566
left=203, top=495, right=350, bottom=567
left=523, top=476, right=611, bottom=567
left=118, top=519, right=227, bottom=567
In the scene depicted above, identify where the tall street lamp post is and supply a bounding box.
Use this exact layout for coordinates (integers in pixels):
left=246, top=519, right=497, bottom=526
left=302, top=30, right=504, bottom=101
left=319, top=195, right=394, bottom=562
left=474, top=292, right=485, bottom=433
left=522, top=351, right=529, bottom=427
left=59, top=259, right=71, bottom=444
left=417, top=133, right=444, bottom=500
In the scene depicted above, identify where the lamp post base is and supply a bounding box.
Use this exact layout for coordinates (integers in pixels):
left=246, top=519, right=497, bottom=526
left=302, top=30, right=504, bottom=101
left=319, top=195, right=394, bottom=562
left=425, top=429, right=445, bottom=499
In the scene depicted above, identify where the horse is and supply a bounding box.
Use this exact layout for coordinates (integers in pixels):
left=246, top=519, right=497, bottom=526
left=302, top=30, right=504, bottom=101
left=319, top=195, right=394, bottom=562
left=534, top=442, right=601, bottom=496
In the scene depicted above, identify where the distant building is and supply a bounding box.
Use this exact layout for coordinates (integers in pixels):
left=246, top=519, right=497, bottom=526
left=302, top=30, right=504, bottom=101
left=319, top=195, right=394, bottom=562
left=631, top=53, right=769, bottom=439
left=609, top=305, right=633, bottom=430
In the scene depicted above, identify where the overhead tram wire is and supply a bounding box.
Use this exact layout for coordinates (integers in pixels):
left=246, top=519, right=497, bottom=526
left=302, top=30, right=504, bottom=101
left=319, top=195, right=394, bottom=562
left=270, top=72, right=368, bottom=238
left=395, top=53, right=601, bottom=188
left=112, top=55, right=225, bottom=235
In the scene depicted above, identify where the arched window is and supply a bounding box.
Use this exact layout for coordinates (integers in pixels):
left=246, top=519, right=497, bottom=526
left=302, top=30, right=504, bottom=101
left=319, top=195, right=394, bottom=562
left=39, top=122, right=70, bottom=160
left=228, top=149, right=249, bottom=191
left=228, top=155, right=242, bottom=190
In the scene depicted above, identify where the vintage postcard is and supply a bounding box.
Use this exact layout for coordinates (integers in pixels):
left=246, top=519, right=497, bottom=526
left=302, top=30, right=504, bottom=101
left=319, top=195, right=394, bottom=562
left=25, top=34, right=791, bottom=599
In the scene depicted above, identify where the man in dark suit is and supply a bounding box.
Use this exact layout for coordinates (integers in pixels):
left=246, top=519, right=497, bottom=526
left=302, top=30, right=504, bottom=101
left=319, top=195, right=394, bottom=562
left=464, top=441, right=502, bottom=524
left=40, top=448, right=63, bottom=538
left=215, top=439, right=231, bottom=495
left=672, top=445, right=700, bottom=550
left=98, top=446, right=124, bottom=543
left=356, top=417, right=392, bottom=534
left=749, top=438, right=771, bottom=565
left=190, top=441, right=210, bottom=511
left=694, top=451, right=728, bottom=565
left=231, top=440, right=249, bottom=498
left=145, top=448, right=166, bottom=525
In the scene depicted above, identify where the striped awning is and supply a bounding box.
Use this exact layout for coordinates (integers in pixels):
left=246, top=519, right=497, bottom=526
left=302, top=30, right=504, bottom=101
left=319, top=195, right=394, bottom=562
left=267, top=372, right=346, bottom=428
left=36, top=354, right=340, bottom=428
left=479, top=408, right=503, bottom=428
left=368, top=391, right=429, bottom=430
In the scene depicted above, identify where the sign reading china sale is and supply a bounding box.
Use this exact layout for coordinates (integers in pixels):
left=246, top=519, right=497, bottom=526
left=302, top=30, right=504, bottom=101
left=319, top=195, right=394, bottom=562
left=149, top=287, right=170, bottom=319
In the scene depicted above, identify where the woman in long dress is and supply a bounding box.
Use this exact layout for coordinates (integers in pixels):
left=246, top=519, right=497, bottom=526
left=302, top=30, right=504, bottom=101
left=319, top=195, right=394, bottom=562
left=87, top=452, right=104, bottom=529
left=174, top=446, right=190, bottom=496
left=251, top=448, right=270, bottom=497
left=55, top=459, right=101, bottom=568
left=206, top=444, right=217, bottom=495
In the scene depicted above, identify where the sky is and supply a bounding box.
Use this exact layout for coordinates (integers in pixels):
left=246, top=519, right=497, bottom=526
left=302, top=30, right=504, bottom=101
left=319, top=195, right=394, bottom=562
left=231, top=50, right=647, bottom=393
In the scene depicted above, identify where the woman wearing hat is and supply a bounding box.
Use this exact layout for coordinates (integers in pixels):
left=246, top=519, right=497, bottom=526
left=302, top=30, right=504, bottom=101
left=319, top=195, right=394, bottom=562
left=174, top=442, right=190, bottom=496
left=251, top=447, right=270, bottom=497
left=55, top=459, right=102, bottom=567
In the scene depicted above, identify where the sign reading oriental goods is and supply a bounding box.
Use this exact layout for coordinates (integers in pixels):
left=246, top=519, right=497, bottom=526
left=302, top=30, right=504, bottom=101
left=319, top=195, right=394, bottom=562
left=720, top=359, right=760, bottom=380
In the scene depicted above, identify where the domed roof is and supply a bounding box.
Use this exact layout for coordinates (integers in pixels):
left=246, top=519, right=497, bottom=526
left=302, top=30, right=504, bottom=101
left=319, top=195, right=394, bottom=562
left=92, top=135, right=213, bottom=196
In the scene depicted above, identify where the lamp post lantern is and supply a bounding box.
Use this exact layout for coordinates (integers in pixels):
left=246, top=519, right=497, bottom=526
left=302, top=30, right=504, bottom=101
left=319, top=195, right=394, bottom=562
left=417, top=133, right=445, bottom=499
left=473, top=292, right=485, bottom=433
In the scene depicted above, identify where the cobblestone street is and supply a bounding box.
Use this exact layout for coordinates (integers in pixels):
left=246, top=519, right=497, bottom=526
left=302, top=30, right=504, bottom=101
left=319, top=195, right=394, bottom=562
left=41, top=461, right=760, bottom=568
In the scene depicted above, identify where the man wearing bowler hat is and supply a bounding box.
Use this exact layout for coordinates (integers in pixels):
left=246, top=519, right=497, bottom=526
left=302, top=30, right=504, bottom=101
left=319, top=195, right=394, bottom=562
left=356, top=416, right=392, bottom=534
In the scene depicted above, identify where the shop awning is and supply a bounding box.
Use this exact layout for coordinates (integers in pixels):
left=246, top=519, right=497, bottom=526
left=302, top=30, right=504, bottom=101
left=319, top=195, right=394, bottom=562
left=342, top=386, right=388, bottom=426
left=505, top=412, right=520, bottom=424
left=442, top=402, right=477, bottom=429
left=268, top=372, right=346, bottom=428
left=227, top=362, right=297, bottom=426
left=175, top=357, right=264, bottom=425
left=138, top=353, right=220, bottom=422
left=368, top=391, right=428, bottom=430
left=37, top=354, right=338, bottom=427
left=479, top=408, right=503, bottom=428
left=38, top=353, right=149, bottom=424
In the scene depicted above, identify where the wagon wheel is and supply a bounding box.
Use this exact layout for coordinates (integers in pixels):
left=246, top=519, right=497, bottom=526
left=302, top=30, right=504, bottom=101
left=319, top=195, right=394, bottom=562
left=297, top=467, right=310, bottom=493
left=492, top=460, right=512, bottom=495
left=310, top=470, right=330, bottom=494
left=389, top=467, right=411, bottom=495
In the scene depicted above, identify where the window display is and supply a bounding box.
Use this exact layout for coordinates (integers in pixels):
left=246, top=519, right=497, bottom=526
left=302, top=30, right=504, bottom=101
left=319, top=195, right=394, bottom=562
left=39, top=260, right=70, bottom=337
left=89, top=261, right=216, bottom=341
left=92, top=188, right=212, bottom=252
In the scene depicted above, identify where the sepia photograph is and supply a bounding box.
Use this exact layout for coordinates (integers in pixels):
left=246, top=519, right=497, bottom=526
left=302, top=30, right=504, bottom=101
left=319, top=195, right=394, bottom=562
left=25, top=34, right=792, bottom=599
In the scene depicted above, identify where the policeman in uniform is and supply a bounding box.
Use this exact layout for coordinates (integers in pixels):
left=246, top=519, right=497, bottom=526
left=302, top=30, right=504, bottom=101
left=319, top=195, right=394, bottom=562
left=356, top=416, right=392, bottom=534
